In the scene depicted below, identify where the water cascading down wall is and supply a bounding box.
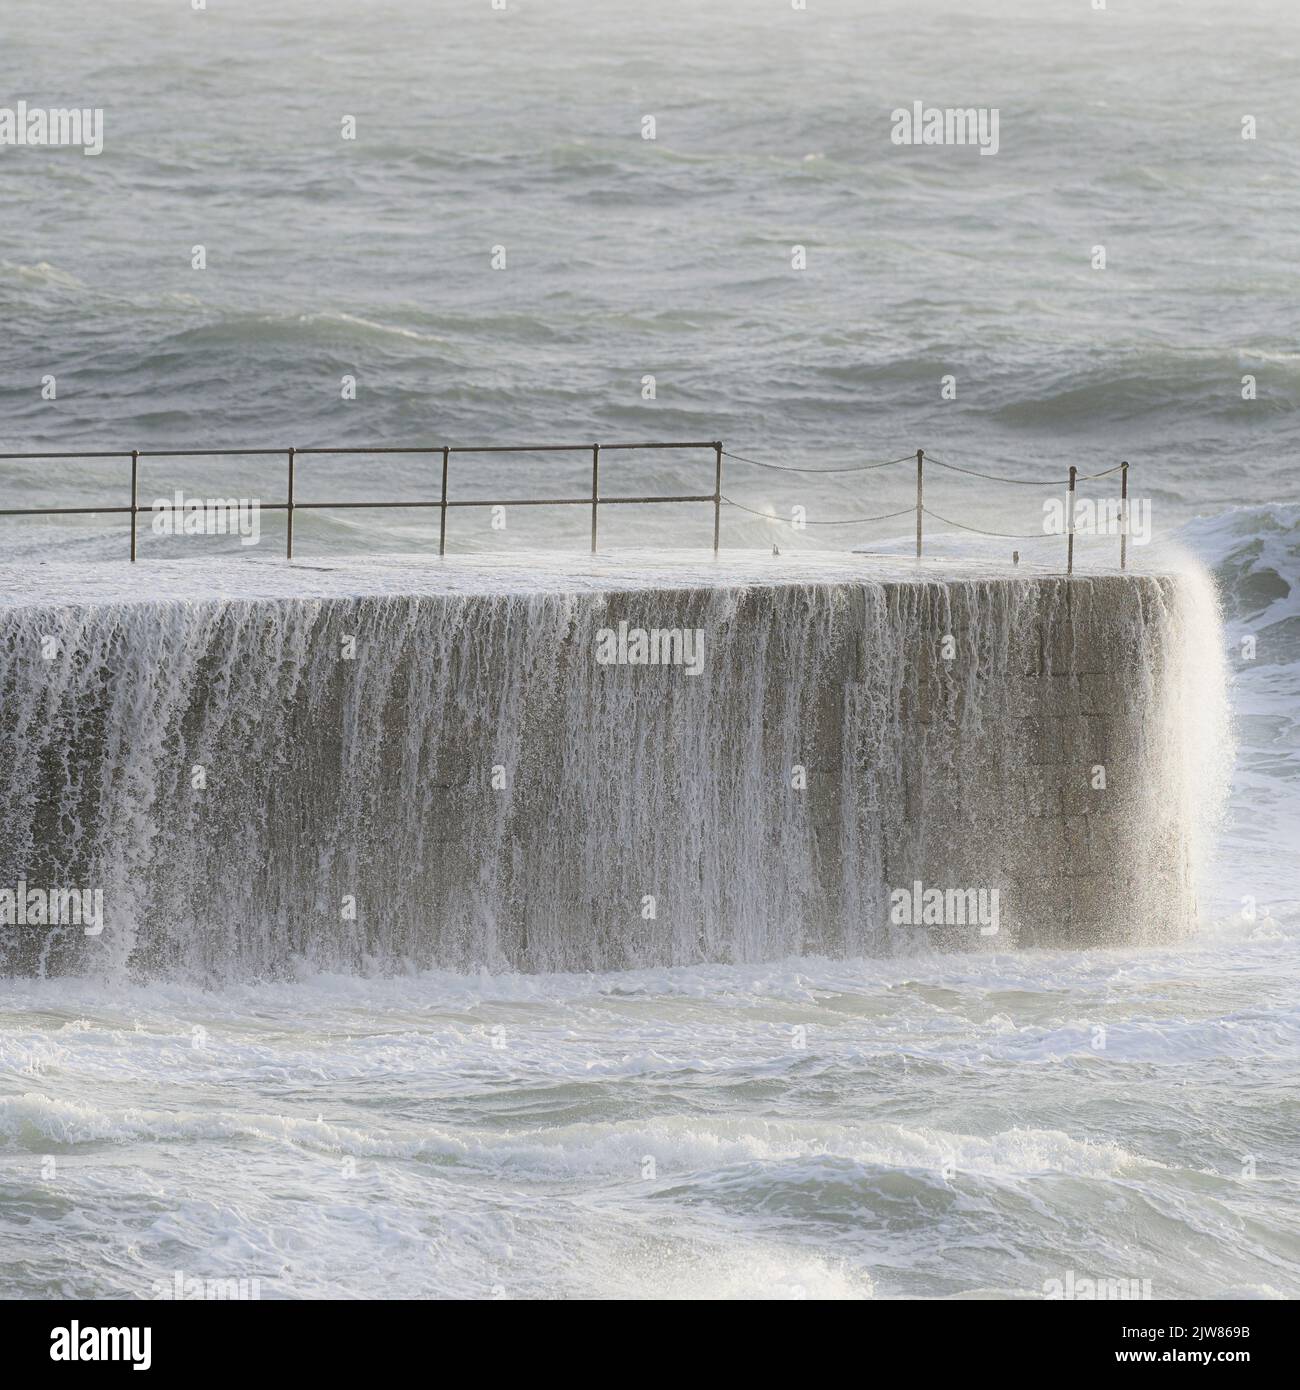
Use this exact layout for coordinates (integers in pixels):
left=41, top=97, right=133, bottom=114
left=0, top=558, right=1224, bottom=980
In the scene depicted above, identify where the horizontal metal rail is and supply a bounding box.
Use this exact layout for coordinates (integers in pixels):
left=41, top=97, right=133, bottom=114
left=0, top=441, right=723, bottom=460
left=0, top=441, right=726, bottom=561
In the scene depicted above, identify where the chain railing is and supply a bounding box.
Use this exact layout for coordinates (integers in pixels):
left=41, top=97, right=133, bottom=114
left=0, top=440, right=1134, bottom=571
left=720, top=447, right=1134, bottom=573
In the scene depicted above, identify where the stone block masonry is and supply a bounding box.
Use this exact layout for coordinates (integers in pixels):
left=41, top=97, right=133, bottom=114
left=0, top=555, right=1219, bottom=979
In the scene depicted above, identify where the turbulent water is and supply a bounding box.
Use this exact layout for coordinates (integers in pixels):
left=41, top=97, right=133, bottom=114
left=2, top=0, right=1299, bottom=556
left=0, top=0, right=1297, bottom=1299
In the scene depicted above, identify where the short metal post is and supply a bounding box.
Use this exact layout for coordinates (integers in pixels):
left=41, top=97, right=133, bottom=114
left=1119, top=461, right=1129, bottom=571
left=915, top=449, right=924, bottom=558
left=129, top=450, right=139, bottom=561
left=713, top=442, right=722, bottom=555
left=1067, top=464, right=1077, bottom=575
left=591, top=444, right=600, bottom=553
left=439, top=446, right=450, bottom=557
left=286, top=447, right=296, bottom=559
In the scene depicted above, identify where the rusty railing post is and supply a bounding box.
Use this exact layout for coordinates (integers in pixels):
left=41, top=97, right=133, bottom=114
left=129, top=450, right=139, bottom=561
left=1119, top=460, right=1129, bottom=570
left=713, top=442, right=722, bottom=555
left=286, top=447, right=296, bottom=559
left=439, top=446, right=450, bottom=556
left=590, top=443, right=600, bottom=553
left=1067, top=464, right=1077, bottom=575
left=915, top=448, right=924, bottom=558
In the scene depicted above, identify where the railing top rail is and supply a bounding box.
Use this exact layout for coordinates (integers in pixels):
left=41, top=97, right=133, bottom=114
left=0, top=450, right=140, bottom=460
left=0, top=440, right=722, bottom=461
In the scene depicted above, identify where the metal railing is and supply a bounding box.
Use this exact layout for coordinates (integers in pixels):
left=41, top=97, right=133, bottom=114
left=718, top=447, right=1134, bottom=573
left=0, top=440, right=724, bottom=560
left=0, top=439, right=1134, bottom=571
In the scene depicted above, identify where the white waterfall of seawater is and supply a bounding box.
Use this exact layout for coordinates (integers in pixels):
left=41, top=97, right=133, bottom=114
left=0, top=558, right=1230, bottom=981
left=1140, top=553, right=1234, bottom=918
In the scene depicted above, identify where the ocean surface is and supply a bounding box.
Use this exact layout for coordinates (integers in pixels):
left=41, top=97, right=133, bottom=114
left=1, top=0, right=1297, bottom=1299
